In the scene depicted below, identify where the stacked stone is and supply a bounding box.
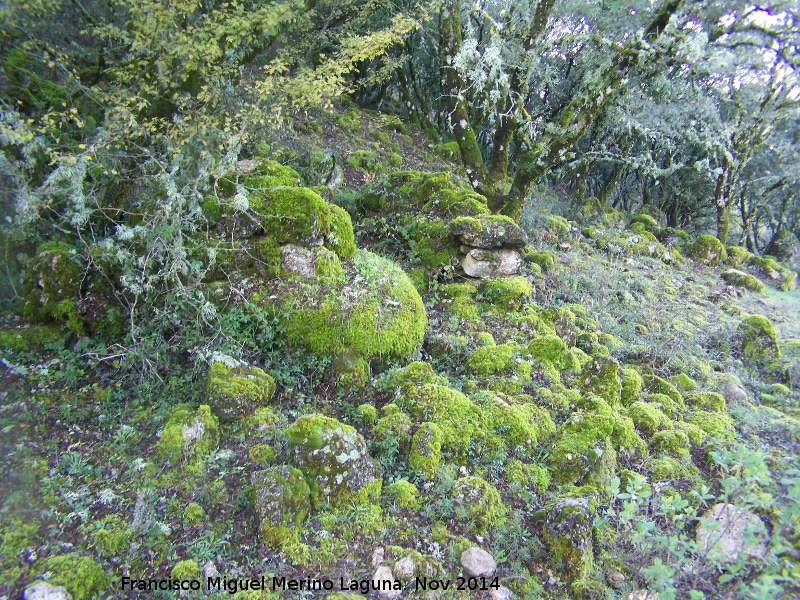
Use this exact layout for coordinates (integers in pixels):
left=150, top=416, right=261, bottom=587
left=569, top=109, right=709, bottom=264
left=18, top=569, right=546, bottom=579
left=449, top=215, right=529, bottom=278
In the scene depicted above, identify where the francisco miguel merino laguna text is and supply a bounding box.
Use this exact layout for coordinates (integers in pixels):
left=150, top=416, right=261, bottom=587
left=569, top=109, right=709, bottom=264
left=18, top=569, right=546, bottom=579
left=121, top=574, right=500, bottom=593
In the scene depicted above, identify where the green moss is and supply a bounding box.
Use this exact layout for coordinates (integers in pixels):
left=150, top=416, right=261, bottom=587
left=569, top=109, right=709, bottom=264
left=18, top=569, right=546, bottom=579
left=648, top=456, right=689, bottom=481
left=452, top=476, right=506, bottom=534
left=252, top=466, right=312, bottom=547
left=156, top=404, right=219, bottom=462
left=388, top=362, right=448, bottom=391
left=91, top=521, right=129, bottom=556
left=672, top=423, right=703, bottom=447
left=406, top=268, right=428, bottom=294
left=288, top=415, right=381, bottom=509
left=648, top=393, right=676, bottom=418
left=628, top=401, right=672, bottom=434
left=542, top=497, right=594, bottom=579
left=249, top=185, right=333, bottom=247
left=267, top=251, right=426, bottom=363
left=507, top=460, right=551, bottom=494
left=330, top=351, right=369, bottom=389
left=611, top=414, right=647, bottom=457
left=726, top=246, right=753, bottom=268
left=408, top=422, right=443, bottom=479
left=41, top=554, right=110, bottom=600
left=630, top=214, right=657, bottom=231
left=399, top=384, right=486, bottom=457
left=372, top=411, right=413, bottom=447
left=643, top=374, right=684, bottom=408
left=249, top=443, right=276, bottom=465
left=386, top=480, right=419, bottom=509
left=466, top=342, right=519, bottom=378
left=721, top=269, right=765, bottom=293
left=686, top=410, right=733, bottom=438
left=434, top=141, right=460, bottom=161
left=376, top=132, right=391, bottom=144
left=621, top=367, right=643, bottom=405
left=688, top=234, right=727, bottom=265
left=579, top=357, right=622, bottom=405
left=336, top=109, right=362, bottom=132
left=327, top=205, right=356, bottom=260
left=409, top=216, right=458, bottom=268
left=206, top=362, right=275, bottom=422
left=670, top=373, right=697, bottom=392
left=21, top=243, right=84, bottom=327
left=528, top=335, right=578, bottom=371
left=685, top=392, right=726, bottom=412
left=478, top=277, right=532, bottom=310
left=183, top=502, right=205, bottom=524
left=346, top=150, right=386, bottom=174
left=0, top=325, right=62, bottom=352
left=477, top=392, right=555, bottom=451
left=738, top=315, right=780, bottom=365
left=356, top=404, right=378, bottom=424
left=548, top=396, right=617, bottom=485
left=649, top=429, right=691, bottom=459
left=171, top=559, right=200, bottom=580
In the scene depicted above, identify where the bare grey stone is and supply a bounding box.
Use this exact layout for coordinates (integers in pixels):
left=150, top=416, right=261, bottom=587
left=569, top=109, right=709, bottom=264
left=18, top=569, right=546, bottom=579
left=696, top=503, right=767, bottom=563
left=393, top=555, right=416, bottom=579
left=462, top=248, right=522, bottom=278
left=459, top=546, right=496, bottom=577
left=24, top=582, right=71, bottom=600
left=280, top=244, right=317, bottom=278
left=489, top=586, right=514, bottom=600
left=372, top=566, right=401, bottom=599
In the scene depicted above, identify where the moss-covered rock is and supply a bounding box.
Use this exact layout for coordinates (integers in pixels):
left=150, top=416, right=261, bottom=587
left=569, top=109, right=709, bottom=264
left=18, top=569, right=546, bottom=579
left=388, top=361, right=448, bottom=391
left=449, top=214, right=528, bottom=249
left=685, top=392, right=726, bottom=412
left=386, top=479, right=419, bottom=509
left=372, top=410, right=413, bottom=448
left=643, top=374, right=683, bottom=409
left=611, top=413, right=648, bottom=458
left=21, top=243, right=84, bottom=331
left=452, top=476, right=506, bottom=534
left=434, top=141, right=460, bottom=161
left=528, top=335, right=575, bottom=372
left=261, top=250, right=425, bottom=363
left=579, top=357, right=622, bottom=405
left=156, top=404, right=219, bottom=462
left=543, top=497, right=594, bottom=579
left=649, top=430, right=690, bottom=459
left=466, top=342, right=519, bottom=378
left=688, top=235, right=727, bottom=265
left=40, top=554, right=110, bottom=600
left=478, top=277, right=532, bottom=310
left=628, top=401, right=672, bottom=434
left=408, top=422, right=443, bottom=479
left=670, top=373, right=697, bottom=392
left=721, top=269, right=765, bottom=293
left=477, top=392, right=555, bottom=452
left=252, top=466, right=312, bottom=547
left=738, top=315, right=780, bottom=366
left=288, top=414, right=382, bottom=509
left=548, top=396, right=617, bottom=486
left=726, top=246, right=753, bottom=268
left=523, top=209, right=571, bottom=242
left=205, top=362, right=275, bottom=422
left=621, top=367, right=643, bottom=405
left=399, top=384, right=486, bottom=457
left=247, top=183, right=333, bottom=248
left=686, top=410, right=733, bottom=438
left=327, top=205, right=356, bottom=260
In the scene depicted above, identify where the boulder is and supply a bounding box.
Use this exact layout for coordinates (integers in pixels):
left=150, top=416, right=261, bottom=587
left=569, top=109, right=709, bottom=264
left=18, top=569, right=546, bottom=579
left=289, top=414, right=382, bottom=508
left=462, top=248, right=523, bottom=278
left=205, top=362, right=275, bottom=422
left=543, top=497, right=594, bottom=578
left=280, top=244, right=317, bottom=278
left=251, top=466, right=312, bottom=548
left=24, top=583, right=72, bottom=600
left=459, top=547, right=497, bottom=577
left=696, top=503, right=767, bottom=563
left=372, top=566, right=401, bottom=599
left=738, top=315, right=780, bottom=366
left=449, top=215, right=528, bottom=249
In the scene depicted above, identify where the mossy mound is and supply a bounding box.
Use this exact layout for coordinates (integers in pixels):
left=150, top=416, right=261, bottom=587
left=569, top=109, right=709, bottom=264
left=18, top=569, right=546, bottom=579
left=372, top=410, right=413, bottom=448
left=452, top=476, right=506, bottom=534
left=621, top=367, right=643, bottom=405
left=466, top=342, right=520, bottom=378
left=688, top=234, right=727, bottom=266
left=578, top=357, right=622, bottom=406
left=398, top=384, right=486, bottom=457
left=543, top=497, right=594, bottom=580
left=252, top=466, right=311, bottom=548
left=721, top=269, right=765, bottom=294
left=21, top=242, right=84, bottom=332
left=726, top=246, right=753, bottom=268
left=477, top=392, right=555, bottom=452
left=628, top=401, right=672, bottom=434
left=529, top=335, right=579, bottom=372
left=477, top=277, right=532, bottom=310
left=685, top=391, right=726, bottom=412
left=156, top=404, right=219, bottom=462
left=39, top=554, right=110, bottom=600
left=205, top=362, right=275, bottom=422
left=386, top=480, right=420, bottom=509
left=258, top=250, right=425, bottom=363
left=288, top=414, right=382, bottom=509
left=548, top=396, right=617, bottom=486
left=738, top=315, right=780, bottom=366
